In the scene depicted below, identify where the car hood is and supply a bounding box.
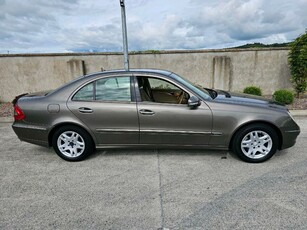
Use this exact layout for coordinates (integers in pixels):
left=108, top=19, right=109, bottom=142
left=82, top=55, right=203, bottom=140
left=213, top=90, right=287, bottom=110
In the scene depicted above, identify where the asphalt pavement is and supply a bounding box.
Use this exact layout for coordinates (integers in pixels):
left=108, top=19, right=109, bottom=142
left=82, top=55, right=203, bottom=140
left=1, top=117, right=307, bottom=229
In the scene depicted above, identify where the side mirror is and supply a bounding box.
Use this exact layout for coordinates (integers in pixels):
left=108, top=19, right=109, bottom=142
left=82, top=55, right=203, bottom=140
left=188, top=96, right=201, bottom=108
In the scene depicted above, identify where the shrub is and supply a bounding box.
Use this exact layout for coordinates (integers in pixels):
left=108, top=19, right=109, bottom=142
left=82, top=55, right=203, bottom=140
left=288, top=31, right=307, bottom=98
left=243, top=86, right=262, bottom=96
left=273, top=89, right=294, bottom=105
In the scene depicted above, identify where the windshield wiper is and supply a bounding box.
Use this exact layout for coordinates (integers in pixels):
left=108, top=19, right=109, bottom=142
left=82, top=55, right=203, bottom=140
left=204, top=88, right=218, bottom=99
left=218, top=90, right=231, bottom=98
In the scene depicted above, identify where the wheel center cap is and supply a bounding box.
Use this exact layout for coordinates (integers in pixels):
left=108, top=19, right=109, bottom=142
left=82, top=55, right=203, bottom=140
left=69, top=141, right=75, bottom=148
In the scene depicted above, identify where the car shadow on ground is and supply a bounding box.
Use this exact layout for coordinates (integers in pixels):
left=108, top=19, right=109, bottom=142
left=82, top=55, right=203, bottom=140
left=88, top=148, right=233, bottom=160
left=88, top=148, right=291, bottom=163
left=27, top=146, right=233, bottom=162
left=30, top=145, right=290, bottom=163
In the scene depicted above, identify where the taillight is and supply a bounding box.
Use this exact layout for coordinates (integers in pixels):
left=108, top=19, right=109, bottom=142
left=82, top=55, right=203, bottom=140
left=14, top=105, right=25, bottom=121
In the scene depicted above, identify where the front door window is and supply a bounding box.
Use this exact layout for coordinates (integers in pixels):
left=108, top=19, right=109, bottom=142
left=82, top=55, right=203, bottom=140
left=137, top=77, right=189, bottom=104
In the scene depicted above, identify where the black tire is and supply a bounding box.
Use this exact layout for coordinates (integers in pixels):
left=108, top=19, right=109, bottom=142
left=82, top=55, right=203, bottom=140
left=52, top=125, right=94, bottom=161
left=232, top=123, right=279, bottom=163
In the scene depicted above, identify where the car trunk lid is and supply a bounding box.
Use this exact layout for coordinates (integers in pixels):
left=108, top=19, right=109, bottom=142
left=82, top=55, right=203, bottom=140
left=12, top=91, right=52, bottom=105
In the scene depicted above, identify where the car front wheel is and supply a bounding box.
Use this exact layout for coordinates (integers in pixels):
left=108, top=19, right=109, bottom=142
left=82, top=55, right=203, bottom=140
left=52, top=125, right=94, bottom=161
left=232, top=124, right=279, bottom=163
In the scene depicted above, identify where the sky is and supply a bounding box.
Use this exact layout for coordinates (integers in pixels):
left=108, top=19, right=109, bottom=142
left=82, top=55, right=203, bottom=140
left=0, top=0, right=306, bottom=54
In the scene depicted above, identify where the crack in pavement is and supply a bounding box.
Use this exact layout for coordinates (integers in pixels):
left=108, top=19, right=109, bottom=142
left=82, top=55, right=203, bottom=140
left=156, top=150, right=166, bottom=230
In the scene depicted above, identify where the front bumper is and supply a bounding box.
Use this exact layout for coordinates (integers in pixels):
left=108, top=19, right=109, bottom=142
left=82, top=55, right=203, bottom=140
left=280, top=129, right=300, bottom=150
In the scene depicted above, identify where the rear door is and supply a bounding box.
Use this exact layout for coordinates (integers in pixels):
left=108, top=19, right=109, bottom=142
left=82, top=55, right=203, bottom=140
left=67, top=75, right=139, bottom=145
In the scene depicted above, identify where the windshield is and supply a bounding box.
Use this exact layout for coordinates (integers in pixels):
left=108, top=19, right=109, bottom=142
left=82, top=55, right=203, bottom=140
left=170, top=73, right=212, bottom=100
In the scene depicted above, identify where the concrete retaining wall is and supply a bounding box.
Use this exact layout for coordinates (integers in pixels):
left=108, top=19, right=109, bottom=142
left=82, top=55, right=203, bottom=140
left=0, top=48, right=292, bottom=102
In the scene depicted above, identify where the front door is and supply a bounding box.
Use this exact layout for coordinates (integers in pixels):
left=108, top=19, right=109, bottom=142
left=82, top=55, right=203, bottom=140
left=135, top=76, right=212, bottom=146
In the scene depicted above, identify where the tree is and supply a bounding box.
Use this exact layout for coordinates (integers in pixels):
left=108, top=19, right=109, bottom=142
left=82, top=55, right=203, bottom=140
left=288, top=30, right=307, bottom=98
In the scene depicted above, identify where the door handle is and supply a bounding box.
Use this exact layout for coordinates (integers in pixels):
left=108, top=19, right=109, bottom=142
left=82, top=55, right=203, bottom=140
left=139, top=109, right=155, bottom=115
left=78, top=107, right=93, bottom=113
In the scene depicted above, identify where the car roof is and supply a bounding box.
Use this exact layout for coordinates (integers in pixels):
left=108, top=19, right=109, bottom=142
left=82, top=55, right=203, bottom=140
left=47, top=69, right=181, bottom=99
left=84, top=68, right=173, bottom=78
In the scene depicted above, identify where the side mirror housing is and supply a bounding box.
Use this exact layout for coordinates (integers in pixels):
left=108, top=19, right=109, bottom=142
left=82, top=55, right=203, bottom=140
left=188, top=96, right=201, bottom=108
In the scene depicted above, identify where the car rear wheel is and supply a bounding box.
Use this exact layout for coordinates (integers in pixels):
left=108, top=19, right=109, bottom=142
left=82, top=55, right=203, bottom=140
left=52, top=125, right=94, bottom=161
left=232, top=124, right=278, bottom=163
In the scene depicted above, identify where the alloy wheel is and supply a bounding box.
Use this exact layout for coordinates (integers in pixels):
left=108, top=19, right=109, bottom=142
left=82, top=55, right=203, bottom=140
left=241, top=130, right=273, bottom=159
left=57, top=131, right=85, bottom=158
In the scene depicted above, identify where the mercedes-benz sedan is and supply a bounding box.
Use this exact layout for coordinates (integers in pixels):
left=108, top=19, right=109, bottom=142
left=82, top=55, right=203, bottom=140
left=12, top=69, right=300, bottom=163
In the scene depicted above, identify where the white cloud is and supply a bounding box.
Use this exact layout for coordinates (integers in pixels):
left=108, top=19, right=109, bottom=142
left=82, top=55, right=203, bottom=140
left=0, top=0, right=80, bottom=52
left=0, top=0, right=306, bottom=53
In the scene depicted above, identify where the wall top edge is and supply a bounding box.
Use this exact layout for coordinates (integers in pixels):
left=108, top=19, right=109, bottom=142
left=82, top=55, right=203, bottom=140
left=0, top=47, right=290, bottom=58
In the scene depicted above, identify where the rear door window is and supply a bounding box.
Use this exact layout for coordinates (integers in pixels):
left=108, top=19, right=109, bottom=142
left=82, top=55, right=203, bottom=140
left=73, top=82, right=94, bottom=101
left=96, top=77, right=131, bottom=101
left=72, top=76, right=131, bottom=102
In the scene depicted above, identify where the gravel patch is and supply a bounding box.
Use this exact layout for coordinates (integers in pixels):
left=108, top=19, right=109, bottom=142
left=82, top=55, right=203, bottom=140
left=287, top=97, right=307, bottom=110
left=0, top=103, right=13, bottom=118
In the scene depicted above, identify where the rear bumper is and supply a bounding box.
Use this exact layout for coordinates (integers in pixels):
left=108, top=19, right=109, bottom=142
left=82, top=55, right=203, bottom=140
left=12, top=123, right=49, bottom=147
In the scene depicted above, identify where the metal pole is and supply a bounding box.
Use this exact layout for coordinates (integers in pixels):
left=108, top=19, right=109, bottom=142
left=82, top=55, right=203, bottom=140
left=120, top=0, right=129, bottom=71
